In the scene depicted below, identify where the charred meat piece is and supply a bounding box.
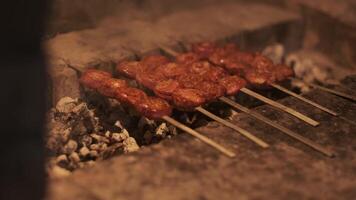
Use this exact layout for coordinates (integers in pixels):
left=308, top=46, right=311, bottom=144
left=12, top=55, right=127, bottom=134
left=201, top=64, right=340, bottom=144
left=273, top=64, right=294, bottom=82
left=187, top=61, right=212, bottom=75
left=116, top=61, right=142, bottom=78
left=219, top=76, right=247, bottom=96
left=79, top=69, right=112, bottom=90
left=175, top=52, right=201, bottom=65
left=177, top=74, right=205, bottom=89
left=172, top=88, right=206, bottom=110
left=208, top=43, right=239, bottom=65
left=201, top=67, right=228, bottom=82
left=114, top=87, right=148, bottom=106
left=250, top=53, right=274, bottom=71
left=199, top=82, right=226, bottom=101
left=141, top=55, right=170, bottom=69
left=244, top=68, right=275, bottom=86
left=160, top=63, right=188, bottom=79
left=80, top=70, right=172, bottom=119
left=191, top=42, right=217, bottom=58
left=137, top=97, right=172, bottom=120
left=136, top=70, right=166, bottom=89
left=98, top=78, right=127, bottom=98
left=153, top=79, right=180, bottom=100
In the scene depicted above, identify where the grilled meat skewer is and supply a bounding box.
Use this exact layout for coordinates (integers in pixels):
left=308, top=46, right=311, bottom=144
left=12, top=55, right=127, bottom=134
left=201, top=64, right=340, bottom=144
left=80, top=69, right=236, bottom=157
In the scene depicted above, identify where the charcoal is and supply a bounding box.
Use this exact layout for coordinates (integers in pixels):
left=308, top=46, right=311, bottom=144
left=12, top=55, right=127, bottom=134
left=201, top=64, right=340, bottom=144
left=71, top=121, right=87, bottom=136
left=89, top=150, right=99, bottom=158
left=155, top=123, right=169, bottom=138
left=111, top=130, right=129, bottom=143
left=49, top=166, right=71, bottom=179
left=104, top=131, right=111, bottom=138
left=97, top=143, right=108, bottom=152
left=262, top=43, right=285, bottom=64
left=123, top=137, right=140, bottom=153
left=79, top=147, right=90, bottom=158
left=79, top=135, right=93, bottom=147
left=90, top=133, right=110, bottom=144
left=69, top=152, right=80, bottom=163
left=55, top=97, right=78, bottom=113
left=55, top=154, right=69, bottom=168
left=89, top=144, right=99, bottom=151
left=62, top=140, right=78, bottom=154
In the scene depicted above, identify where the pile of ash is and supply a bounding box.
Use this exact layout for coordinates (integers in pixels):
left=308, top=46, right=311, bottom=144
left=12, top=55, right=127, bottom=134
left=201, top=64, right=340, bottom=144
left=45, top=96, right=176, bottom=178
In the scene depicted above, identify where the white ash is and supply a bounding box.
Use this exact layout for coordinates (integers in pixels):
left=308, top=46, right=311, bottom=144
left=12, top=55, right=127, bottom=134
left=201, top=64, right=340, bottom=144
left=155, top=123, right=169, bottom=138
left=46, top=94, right=180, bottom=176
left=123, top=137, right=140, bottom=153
left=262, top=43, right=285, bottom=64
left=79, top=146, right=90, bottom=157
left=45, top=96, right=138, bottom=175
left=285, top=50, right=354, bottom=93
left=112, top=129, right=130, bottom=142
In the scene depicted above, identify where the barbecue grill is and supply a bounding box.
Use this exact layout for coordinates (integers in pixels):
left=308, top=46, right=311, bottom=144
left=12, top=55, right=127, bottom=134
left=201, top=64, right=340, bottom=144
left=40, top=1, right=356, bottom=199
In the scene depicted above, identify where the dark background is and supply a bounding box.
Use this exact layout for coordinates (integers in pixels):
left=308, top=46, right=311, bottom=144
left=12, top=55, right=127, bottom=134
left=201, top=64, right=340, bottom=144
left=0, top=1, right=48, bottom=199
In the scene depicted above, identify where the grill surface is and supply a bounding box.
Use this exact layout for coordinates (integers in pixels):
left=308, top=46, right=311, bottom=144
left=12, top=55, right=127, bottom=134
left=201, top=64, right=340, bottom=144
left=47, top=75, right=356, bottom=200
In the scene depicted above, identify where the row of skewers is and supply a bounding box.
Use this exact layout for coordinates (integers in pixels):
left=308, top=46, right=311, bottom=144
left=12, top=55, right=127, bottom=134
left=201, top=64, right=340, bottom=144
left=80, top=42, right=356, bottom=158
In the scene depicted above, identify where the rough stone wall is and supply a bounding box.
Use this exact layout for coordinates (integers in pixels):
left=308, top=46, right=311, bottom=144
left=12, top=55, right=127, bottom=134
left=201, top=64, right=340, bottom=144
left=46, top=0, right=291, bottom=36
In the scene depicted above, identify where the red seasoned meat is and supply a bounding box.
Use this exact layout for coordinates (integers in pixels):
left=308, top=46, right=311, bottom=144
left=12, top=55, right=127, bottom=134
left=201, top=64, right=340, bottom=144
left=191, top=42, right=217, bottom=58
left=223, top=43, right=239, bottom=52
left=153, top=79, right=180, bottom=100
left=223, top=58, right=249, bottom=75
left=244, top=68, right=275, bottom=86
left=199, top=82, right=226, bottom=101
left=175, top=52, right=201, bottom=65
left=160, top=63, right=188, bottom=79
left=136, top=70, right=166, bottom=89
left=141, top=55, right=170, bottom=68
left=137, top=97, right=172, bottom=119
left=172, top=89, right=206, bottom=110
left=250, top=53, right=274, bottom=71
left=116, top=61, right=142, bottom=78
left=209, top=47, right=230, bottom=66
left=176, top=74, right=204, bottom=89
left=115, top=87, right=148, bottom=106
left=202, top=67, right=228, bottom=82
left=187, top=61, right=211, bottom=75
left=232, top=52, right=254, bottom=65
left=273, top=64, right=294, bottom=82
left=219, top=76, right=246, bottom=96
left=79, top=69, right=112, bottom=90
left=98, top=78, right=127, bottom=97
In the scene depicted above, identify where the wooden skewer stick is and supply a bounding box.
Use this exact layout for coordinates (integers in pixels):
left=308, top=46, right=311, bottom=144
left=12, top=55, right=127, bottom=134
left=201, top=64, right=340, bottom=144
left=219, top=97, right=335, bottom=157
left=162, top=116, right=236, bottom=157
left=195, top=107, right=269, bottom=148
left=160, top=46, right=179, bottom=57
left=270, top=83, right=338, bottom=116
left=290, top=77, right=356, bottom=102
left=240, top=88, right=320, bottom=127
left=339, top=116, right=356, bottom=126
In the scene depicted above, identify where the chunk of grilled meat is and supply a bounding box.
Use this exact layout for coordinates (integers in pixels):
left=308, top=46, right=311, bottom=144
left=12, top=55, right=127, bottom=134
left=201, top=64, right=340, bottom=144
left=172, top=88, right=206, bottom=110
left=79, top=69, right=112, bottom=90
left=80, top=69, right=172, bottom=119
